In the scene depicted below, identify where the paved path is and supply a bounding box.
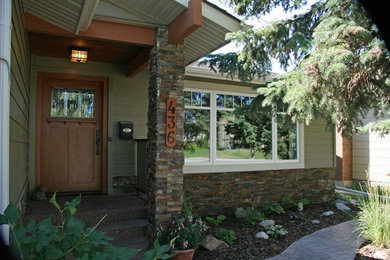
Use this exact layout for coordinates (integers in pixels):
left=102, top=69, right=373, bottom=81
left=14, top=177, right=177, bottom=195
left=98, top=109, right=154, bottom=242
left=267, top=220, right=365, bottom=260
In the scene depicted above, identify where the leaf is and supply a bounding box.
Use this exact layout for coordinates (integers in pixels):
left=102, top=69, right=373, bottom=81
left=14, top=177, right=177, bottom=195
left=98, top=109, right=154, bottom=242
left=0, top=214, right=8, bottom=225
left=50, top=192, right=61, bottom=212
left=36, top=233, right=53, bottom=252
left=45, top=244, right=63, bottom=259
left=26, top=219, right=38, bottom=234
left=4, top=203, right=19, bottom=224
left=38, top=217, right=55, bottom=233
left=13, top=223, right=27, bottom=240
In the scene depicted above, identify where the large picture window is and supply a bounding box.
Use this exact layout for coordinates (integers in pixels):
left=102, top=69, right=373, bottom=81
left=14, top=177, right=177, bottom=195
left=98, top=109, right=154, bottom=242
left=184, top=89, right=302, bottom=171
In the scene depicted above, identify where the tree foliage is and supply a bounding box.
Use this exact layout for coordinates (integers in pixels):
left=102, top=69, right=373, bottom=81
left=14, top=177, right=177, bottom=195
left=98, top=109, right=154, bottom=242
left=201, top=0, right=390, bottom=135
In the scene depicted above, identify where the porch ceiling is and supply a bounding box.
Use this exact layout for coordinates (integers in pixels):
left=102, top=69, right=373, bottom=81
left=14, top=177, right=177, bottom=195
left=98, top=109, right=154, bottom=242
left=23, top=0, right=243, bottom=67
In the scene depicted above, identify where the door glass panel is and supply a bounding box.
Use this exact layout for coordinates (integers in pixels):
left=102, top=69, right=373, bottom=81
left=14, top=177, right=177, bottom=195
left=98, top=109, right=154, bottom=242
left=51, top=87, right=94, bottom=118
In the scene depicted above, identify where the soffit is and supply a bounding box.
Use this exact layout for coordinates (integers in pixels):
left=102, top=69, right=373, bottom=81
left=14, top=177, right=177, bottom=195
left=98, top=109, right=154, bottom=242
left=23, top=0, right=84, bottom=33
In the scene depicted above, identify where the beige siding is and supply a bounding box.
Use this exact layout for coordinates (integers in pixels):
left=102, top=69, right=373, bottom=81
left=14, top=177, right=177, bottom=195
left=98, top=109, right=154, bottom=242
left=29, top=56, right=149, bottom=193
left=304, top=119, right=334, bottom=168
left=353, top=112, right=390, bottom=183
left=10, top=0, right=31, bottom=203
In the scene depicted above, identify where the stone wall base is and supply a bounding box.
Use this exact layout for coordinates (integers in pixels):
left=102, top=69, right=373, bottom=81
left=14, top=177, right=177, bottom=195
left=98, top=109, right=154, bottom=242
left=113, top=176, right=137, bottom=193
left=183, top=168, right=335, bottom=215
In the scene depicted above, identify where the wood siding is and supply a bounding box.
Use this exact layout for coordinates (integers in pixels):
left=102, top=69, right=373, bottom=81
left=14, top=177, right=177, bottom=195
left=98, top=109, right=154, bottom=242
left=10, top=0, right=31, bottom=203
left=353, top=112, right=390, bottom=183
left=29, top=56, right=148, bottom=193
left=304, top=119, right=334, bottom=168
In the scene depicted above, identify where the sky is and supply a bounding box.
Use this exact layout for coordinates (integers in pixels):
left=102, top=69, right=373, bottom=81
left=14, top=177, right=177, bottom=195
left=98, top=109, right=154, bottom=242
left=205, top=0, right=318, bottom=73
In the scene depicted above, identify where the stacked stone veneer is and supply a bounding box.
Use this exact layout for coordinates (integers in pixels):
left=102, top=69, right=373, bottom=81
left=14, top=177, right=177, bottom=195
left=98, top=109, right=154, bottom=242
left=147, top=26, right=185, bottom=226
left=183, top=168, right=335, bottom=215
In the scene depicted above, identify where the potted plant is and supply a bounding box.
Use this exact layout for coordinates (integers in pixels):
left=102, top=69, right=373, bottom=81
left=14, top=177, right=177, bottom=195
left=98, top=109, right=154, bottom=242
left=157, top=215, right=207, bottom=260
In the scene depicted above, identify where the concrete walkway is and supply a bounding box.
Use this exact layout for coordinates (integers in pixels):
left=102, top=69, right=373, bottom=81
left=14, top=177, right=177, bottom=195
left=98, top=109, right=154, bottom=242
left=267, top=220, right=365, bottom=260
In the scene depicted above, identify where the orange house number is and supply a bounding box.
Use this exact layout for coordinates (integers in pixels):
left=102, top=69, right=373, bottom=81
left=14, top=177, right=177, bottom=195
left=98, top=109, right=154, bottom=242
left=166, top=98, right=177, bottom=147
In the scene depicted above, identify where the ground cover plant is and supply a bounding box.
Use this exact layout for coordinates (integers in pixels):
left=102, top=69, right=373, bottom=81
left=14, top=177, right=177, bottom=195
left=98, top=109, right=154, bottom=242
left=205, top=215, right=226, bottom=226
left=215, top=228, right=236, bottom=245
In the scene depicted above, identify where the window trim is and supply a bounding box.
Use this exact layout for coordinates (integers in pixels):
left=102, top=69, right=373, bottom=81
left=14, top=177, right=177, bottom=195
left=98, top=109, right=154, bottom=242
left=183, top=88, right=305, bottom=173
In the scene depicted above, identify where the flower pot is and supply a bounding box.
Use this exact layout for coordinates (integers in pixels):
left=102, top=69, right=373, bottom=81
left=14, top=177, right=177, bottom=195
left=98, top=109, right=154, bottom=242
left=171, top=249, right=195, bottom=260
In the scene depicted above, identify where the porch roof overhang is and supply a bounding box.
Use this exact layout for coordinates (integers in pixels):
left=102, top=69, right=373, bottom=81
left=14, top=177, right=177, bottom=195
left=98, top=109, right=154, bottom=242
left=23, top=0, right=244, bottom=77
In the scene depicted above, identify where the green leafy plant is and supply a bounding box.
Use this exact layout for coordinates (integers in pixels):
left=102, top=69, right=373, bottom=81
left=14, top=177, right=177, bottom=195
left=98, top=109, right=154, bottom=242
left=238, top=207, right=266, bottom=226
left=215, top=228, right=236, bottom=245
left=205, top=215, right=226, bottom=226
left=142, top=238, right=176, bottom=260
left=266, top=225, right=288, bottom=238
left=181, top=197, right=193, bottom=218
left=281, top=193, right=309, bottom=209
left=0, top=193, right=139, bottom=260
left=157, top=215, right=207, bottom=250
left=356, top=183, right=390, bottom=248
left=262, top=203, right=285, bottom=216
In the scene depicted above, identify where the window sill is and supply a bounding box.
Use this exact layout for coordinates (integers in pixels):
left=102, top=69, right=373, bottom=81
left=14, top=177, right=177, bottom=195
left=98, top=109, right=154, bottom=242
left=183, top=160, right=304, bottom=174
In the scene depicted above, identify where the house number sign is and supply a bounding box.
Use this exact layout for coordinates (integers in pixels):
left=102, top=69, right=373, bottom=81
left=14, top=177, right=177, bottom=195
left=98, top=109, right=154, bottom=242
left=166, top=98, right=177, bottom=147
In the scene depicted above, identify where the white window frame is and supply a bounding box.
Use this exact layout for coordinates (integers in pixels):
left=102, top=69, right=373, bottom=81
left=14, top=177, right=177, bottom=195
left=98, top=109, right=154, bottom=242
left=183, top=88, right=304, bottom=173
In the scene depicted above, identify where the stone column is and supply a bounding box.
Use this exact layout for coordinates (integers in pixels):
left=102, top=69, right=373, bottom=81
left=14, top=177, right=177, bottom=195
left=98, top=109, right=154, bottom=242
left=147, top=26, right=185, bottom=228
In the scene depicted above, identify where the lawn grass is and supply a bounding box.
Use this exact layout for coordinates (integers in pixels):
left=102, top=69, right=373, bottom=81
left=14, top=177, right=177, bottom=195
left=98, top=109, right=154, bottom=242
left=184, top=147, right=270, bottom=160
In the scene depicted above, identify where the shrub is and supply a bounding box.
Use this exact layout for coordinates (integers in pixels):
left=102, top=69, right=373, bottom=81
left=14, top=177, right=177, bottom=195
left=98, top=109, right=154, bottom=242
left=205, top=215, right=226, bottom=225
left=356, top=184, right=390, bottom=248
left=266, top=225, right=288, bottom=238
left=238, top=207, right=265, bottom=226
left=262, top=203, right=285, bottom=215
left=215, top=228, right=236, bottom=245
left=157, top=215, right=207, bottom=250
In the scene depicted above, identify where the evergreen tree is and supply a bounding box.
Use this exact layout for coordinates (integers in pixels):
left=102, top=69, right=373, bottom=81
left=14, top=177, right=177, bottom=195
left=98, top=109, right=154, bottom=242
left=201, top=0, right=390, bottom=135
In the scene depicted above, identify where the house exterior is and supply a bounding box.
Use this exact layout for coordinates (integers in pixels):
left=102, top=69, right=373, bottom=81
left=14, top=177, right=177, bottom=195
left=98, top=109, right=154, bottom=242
left=1, top=0, right=336, bottom=241
left=336, top=112, right=390, bottom=187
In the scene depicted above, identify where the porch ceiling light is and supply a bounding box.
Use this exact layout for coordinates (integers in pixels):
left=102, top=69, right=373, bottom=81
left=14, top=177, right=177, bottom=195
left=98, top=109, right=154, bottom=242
left=70, top=47, right=88, bottom=63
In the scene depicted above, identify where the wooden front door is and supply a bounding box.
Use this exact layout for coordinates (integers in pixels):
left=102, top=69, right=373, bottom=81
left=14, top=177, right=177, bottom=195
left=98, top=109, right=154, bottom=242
left=37, top=74, right=107, bottom=193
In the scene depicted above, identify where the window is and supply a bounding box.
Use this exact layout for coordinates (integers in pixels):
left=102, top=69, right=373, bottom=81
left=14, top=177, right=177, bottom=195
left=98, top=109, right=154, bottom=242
left=51, top=87, right=94, bottom=118
left=184, top=89, right=303, bottom=172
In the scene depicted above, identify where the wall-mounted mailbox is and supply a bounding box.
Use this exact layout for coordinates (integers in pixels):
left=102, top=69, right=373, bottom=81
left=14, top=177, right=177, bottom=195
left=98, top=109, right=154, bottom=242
left=119, top=121, right=133, bottom=140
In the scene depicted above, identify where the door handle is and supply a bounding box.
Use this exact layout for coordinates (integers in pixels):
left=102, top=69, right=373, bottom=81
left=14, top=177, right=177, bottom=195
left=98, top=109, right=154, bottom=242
left=96, top=130, right=101, bottom=155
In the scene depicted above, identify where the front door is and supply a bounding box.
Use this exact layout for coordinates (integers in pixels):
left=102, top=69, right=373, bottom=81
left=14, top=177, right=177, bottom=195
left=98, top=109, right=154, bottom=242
left=38, top=75, right=106, bottom=193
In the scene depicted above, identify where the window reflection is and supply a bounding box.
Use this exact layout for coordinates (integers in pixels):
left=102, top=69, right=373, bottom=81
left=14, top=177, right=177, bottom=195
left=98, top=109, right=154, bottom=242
left=51, top=87, right=94, bottom=118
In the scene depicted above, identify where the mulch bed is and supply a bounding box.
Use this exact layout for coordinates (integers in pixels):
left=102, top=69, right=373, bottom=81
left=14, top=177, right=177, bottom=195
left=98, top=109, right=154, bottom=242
left=194, top=202, right=358, bottom=260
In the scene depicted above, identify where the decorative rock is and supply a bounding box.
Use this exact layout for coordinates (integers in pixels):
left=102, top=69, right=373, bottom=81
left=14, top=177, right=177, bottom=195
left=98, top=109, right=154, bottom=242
left=259, top=220, right=275, bottom=228
left=312, top=219, right=320, bottom=224
left=200, top=235, right=228, bottom=251
left=322, top=211, right=334, bottom=216
left=255, top=231, right=269, bottom=240
left=235, top=207, right=245, bottom=218
left=297, top=202, right=303, bottom=212
left=335, top=202, right=351, bottom=211
left=350, top=199, right=358, bottom=205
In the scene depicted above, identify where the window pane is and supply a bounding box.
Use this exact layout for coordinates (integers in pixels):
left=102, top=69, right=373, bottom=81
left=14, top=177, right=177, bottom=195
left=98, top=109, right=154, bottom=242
left=191, top=92, right=201, bottom=106
left=225, top=95, right=233, bottom=108
left=184, top=91, right=191, bottom=106
left=51, top=87, right=94, bottom=118
left=277, top=114, right=297, bottom=160
left=184, top=109, right=210, bottom=162
left=201, top=92, right=210, bottom=107
left=234, top=96, right=241, bottom=108
left=217, top=110, right=272, bottom=160
left=216, top=94, right=224, bottom=108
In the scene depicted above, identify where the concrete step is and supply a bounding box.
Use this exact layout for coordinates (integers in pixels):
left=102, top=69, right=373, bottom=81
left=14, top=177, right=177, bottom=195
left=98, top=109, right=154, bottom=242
left=24, top=194, right=149, bottom=247
left=98, top=219, right=149, bottom=241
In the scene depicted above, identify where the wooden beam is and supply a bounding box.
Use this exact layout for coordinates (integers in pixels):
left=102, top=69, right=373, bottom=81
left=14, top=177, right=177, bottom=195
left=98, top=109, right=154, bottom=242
left=25, top=12, right=156, bottom=46
left=168, top=0, right=202, bottom=45
left=128, top=48, right=150, bottom=77
left=75, top=0, right=100, bottom=34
